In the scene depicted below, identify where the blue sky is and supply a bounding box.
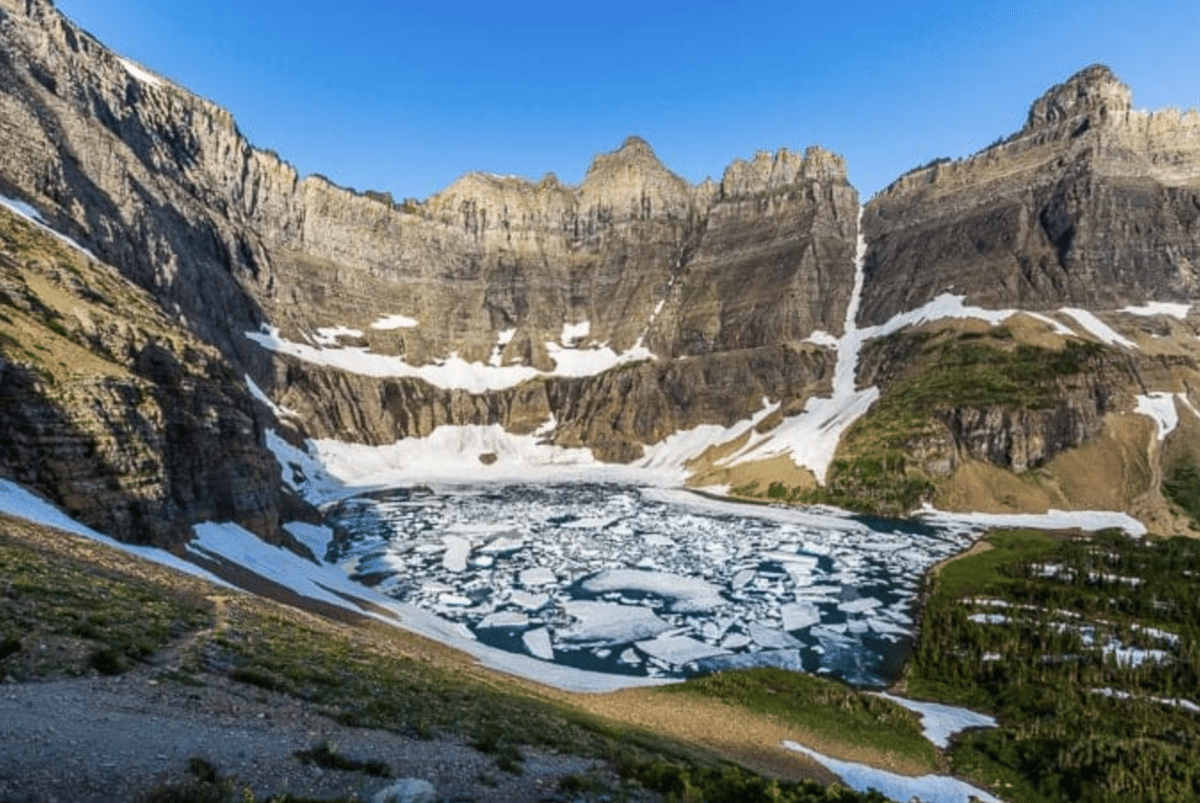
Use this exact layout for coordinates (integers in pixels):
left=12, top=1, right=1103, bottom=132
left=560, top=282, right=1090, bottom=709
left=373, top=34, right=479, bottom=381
left=55, top=0, right=1200, bottom=202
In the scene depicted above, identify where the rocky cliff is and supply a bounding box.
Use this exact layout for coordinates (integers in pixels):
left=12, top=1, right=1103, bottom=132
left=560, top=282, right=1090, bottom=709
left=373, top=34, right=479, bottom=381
left=861, top=65, right=1200, bottom=326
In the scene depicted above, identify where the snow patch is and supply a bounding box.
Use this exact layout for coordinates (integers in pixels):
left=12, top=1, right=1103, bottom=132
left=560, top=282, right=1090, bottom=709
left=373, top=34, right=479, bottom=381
left=0, top=194, right=97, bottom=259
left=370, top=314, right=419, bottom=330
left=118, top=57, right=165, bottom=88
left=0, top=479, right=228, bottom=586
left=1134, top=392, right=1180, bottom=441
left=1122, top=302, right=1191, bottom=320
left=1060, top=308, right=1136, bottom=348
left=873, top=692, right=997, bottom=749
left=916, top=504, right=1147, bottom=537
left=560, top=320, right=590, bottom=346
left=782, top=740, right=1002, bottom=803
left=244, top=375, right=299, bottom=420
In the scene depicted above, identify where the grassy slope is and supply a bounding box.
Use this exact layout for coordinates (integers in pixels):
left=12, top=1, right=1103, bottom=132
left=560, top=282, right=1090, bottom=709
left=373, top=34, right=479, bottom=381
left=0, top=515, right=927, bottom=802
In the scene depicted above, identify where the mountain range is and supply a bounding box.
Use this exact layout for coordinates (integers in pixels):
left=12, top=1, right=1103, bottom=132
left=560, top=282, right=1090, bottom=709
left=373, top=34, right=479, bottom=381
left=1, top=0, right=1198, bottom=554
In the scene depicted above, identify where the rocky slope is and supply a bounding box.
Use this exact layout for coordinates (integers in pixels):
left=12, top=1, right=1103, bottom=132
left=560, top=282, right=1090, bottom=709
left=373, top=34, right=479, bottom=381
left=1, top=0, right=1199, bottom=542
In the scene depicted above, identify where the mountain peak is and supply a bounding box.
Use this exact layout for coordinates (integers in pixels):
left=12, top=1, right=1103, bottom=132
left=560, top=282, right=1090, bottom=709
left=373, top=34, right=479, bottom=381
left=1023, top=64, right=1132, bottom=134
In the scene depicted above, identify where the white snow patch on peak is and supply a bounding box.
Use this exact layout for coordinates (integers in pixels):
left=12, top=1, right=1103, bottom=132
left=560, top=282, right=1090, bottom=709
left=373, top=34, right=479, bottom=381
left=1024, top=311, right=1076, bottom=336
left=118, top=57, right=165, bottom=88
left=1122, top=301, right=1191, bottom=320
left=1060, top=308, right=1136, bottom=348
left=370, top=314, right=419, bottom=330
left=560, top=320, right=590, bottom=346
left=1135, top=392, right=1180, bottom=441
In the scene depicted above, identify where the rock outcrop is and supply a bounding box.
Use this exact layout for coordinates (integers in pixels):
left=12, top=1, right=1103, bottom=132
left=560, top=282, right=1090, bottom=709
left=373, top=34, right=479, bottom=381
left=861, top=65, right=1200, bottom=326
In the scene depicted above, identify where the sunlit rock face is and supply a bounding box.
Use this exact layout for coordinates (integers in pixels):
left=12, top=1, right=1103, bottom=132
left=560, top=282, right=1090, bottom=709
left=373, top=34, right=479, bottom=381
left=861, top=65, right=1200, bottom=326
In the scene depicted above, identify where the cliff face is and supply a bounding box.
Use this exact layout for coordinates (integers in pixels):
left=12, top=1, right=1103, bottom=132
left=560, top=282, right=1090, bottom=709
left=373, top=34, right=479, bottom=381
left=861, top=65, right=1200, bottom=326
left=0, top=0, right=857, bottom=473
left=0, top=206, right=293, bottom=546
left=2, top=0, right=1199, bottom=538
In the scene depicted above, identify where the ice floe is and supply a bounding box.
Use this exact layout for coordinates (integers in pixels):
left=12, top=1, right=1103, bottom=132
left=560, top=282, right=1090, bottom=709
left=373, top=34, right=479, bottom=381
left=782, top=740, right=1002, bottom=803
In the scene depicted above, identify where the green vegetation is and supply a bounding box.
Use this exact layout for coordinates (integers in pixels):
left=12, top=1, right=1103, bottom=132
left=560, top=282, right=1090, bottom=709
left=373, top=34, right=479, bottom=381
left=782, top=330, right=1113, bottom=515
left=667, top=668, right=938, bottom=770
left=1163, top=457, right=1200, bottom=529
left=907, top=528, right=1200, bottom=802
left=0, top=528, right=212, bottom=680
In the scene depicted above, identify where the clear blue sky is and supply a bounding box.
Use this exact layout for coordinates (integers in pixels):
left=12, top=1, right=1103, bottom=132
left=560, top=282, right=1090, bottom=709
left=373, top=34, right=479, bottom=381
left=54, top=0, right=1200, bottom=202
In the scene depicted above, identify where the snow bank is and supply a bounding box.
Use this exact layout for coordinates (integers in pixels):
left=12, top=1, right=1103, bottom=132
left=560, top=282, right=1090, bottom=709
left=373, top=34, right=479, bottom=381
left=0, top=479, right=227, bottom=586
left=873, top=692, right=997, bottom=749
left=187, top=520, right=668, bottom=693
left=1060, top=308, right=1136, bottom=348
left=1134, top=392, right=1180, bottom=441
left=916, top=504, right=1147, bottom=537
left=0, top=194, right=97, bottom=259
left=246, top=324, right=652, bottom=393
left=370, top=314, right=419, bottom=330
left=782, top=740, right=1002, bottom=803
left=1122, top=302, right=1191, bottom=320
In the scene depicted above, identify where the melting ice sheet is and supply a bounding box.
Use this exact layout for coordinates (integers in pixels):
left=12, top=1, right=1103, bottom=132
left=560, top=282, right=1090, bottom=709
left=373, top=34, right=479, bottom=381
left=326, top=483, right=979, bottom=685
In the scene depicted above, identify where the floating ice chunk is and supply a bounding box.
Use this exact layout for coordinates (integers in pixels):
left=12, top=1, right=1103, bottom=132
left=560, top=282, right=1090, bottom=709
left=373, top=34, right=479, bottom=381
left=371, top=314, right=419, bottom=330
left=760, top=551, right=819, bottom=569
left=559, top=601, right=672, bottom=645
left=643, top=533, right=677, bottom=547
left=520, top=567, right=556, bottom=586
left=837, top=597, right=883, bottom=614
left=720, top=632, right=751, bottom=649
left=781, top=602, right=821, bottom=632
left=782, top=741, right=1002, bottom=802
left=506, top=590, right=549, bottom=610
left=1135, top=392, right=1180, bottom=441
left=697, top=649, right=806, bottom=673
left=523, top=627, right=554, bottom=660
left=731, top=569, right=756, bottom=589
left=618, top=648, right=641, bottom=665
left=867, top=618, right=911, bottom=636
left=442, top=536, right=471, bottom=572
left=437, top=593, right=473, bottom=607
left=478, top=611, right=529, bottom=629
left=635, top=634, right=730, bottom=666
left=749, top=622, right=804, bottom=649
left=1060, top=307, right=1136, bottom=348
left=581, top=569, right=724, bottom=613
left=874, top=692, right=998, bottom=749
left=479, top=535, right=525, bottom=554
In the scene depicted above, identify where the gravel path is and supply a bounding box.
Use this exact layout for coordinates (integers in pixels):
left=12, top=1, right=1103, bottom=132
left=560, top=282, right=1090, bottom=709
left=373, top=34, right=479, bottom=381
left=0, top=665, right=617, bottom=803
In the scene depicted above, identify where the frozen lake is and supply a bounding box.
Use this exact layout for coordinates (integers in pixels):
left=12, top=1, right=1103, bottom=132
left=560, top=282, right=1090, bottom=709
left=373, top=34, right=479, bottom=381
left=325, top=483, right=979, bottom=687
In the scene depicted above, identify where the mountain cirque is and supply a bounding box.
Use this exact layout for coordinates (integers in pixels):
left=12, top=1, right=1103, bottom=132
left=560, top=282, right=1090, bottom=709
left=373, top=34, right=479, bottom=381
left=1, top=0, right=1200, bottom=545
